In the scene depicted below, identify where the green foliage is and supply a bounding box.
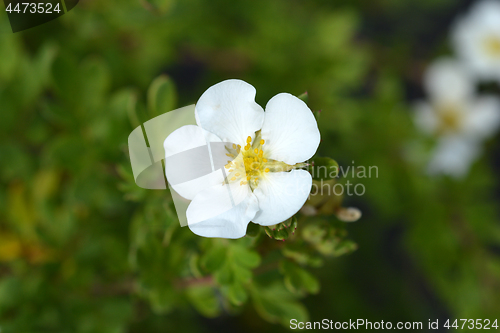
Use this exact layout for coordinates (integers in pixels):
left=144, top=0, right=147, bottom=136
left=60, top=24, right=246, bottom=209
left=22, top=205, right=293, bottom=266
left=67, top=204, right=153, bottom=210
left=280, top=260, right=320, bottom=295
left=310, top=157, right=340, bottom=180
left=250, top=282, right=309, bottom=327
left=147, top=75, right=177, bottom=118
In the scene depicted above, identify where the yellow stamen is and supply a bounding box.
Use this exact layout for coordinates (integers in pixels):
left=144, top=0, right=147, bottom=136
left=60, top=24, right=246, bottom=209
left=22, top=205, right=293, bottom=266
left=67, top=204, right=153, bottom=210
left=222, top=134, right=284, bottom=190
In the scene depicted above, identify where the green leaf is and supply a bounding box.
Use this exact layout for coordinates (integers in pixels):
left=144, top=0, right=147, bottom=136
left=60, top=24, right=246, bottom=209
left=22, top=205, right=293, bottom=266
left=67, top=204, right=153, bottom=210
left=251, top=282, right=309, bottom=327
left=214, top=262, right=233, bottom=285
left=297, top=91, right=308, bottom=104
left=186, top=286, right=221, bottom=318
left=227, top=283, right=248, bottom=306
left=310, top=157, right=339, bottom=181
left=148, top=285, right=176, bottom=314
left=232, top=265, right=252, bottom=284
left=274, top=227, right=290, bottom=241
left=147, top=75, right=177, bottom=117
left=232, top=246, right=261, bottom=269
left=189, top=253, right=203, bottom=279
left=0, top=34, right=20, bottom=81
left=302, top=224, right=327, bottom=244
left=331, top=240, right=358, bottom=257
left=280, top=260, right=320, bottom=295
left=245, top=222, right=261, bottom=237
left=80, top=57, right=111, bottom=108
left=200, top=246, right=227, bottom=273
left=291, top=216, right=298, bottom=232
left=34, top=42, right=58, bottom=88
left=51, top=54, right=81, bottom=105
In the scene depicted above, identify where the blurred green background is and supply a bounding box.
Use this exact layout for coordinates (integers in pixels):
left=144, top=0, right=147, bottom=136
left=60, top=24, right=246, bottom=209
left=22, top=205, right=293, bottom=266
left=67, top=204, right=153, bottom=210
left=1, top=0, right=500, bottom=332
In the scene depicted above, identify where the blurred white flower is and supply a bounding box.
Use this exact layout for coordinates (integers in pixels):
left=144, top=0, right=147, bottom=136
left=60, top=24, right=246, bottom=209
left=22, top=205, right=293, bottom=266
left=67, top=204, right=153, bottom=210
left=414, top=58, right=500, bottom=177
left=452, top=0, right=500, bottom=82
left=164, top=80, right=320, bottom=238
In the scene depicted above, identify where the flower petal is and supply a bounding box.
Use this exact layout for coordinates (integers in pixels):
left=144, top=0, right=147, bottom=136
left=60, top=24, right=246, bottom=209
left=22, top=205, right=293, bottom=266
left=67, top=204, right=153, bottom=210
left=261, top=93, right=320, bottom=164
left=164, top=125, right=223, bottom=200
left=195, top=79, right=265, bottom=147
left=451, top=1, right=500, bottom=82
left=252, top=169, right=312, bottom=226
left=464, top=95, right=500, bottom=139
left=413, top=101, right=439, bottom=135
left=187, top=181, right=258, bottom=239
left=187, top=178, right=253, bottom=224
left=188, top=195, right=259, bottom=239
left=424, top=58, right=474, bottom=103
left=427, top=136, right=481, bottom=178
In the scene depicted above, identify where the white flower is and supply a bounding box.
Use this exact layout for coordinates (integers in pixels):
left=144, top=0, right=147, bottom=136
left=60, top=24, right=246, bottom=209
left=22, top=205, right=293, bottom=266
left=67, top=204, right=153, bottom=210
left=164, top=80, right=320, bottom=238
left=413, top=58, right=500, bottom=177
left=452, top=0, right=500, bottom=82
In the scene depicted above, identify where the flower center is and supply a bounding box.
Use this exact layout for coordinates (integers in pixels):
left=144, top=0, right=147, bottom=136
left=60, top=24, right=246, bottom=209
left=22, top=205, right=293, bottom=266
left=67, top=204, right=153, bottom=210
left=223, top=132, right=297, bottom=190
left=436, top=104, right=463, bottom=134
left=484, top=35, right=500, bottom=58
left=223, top=135, right=269, bottom=189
